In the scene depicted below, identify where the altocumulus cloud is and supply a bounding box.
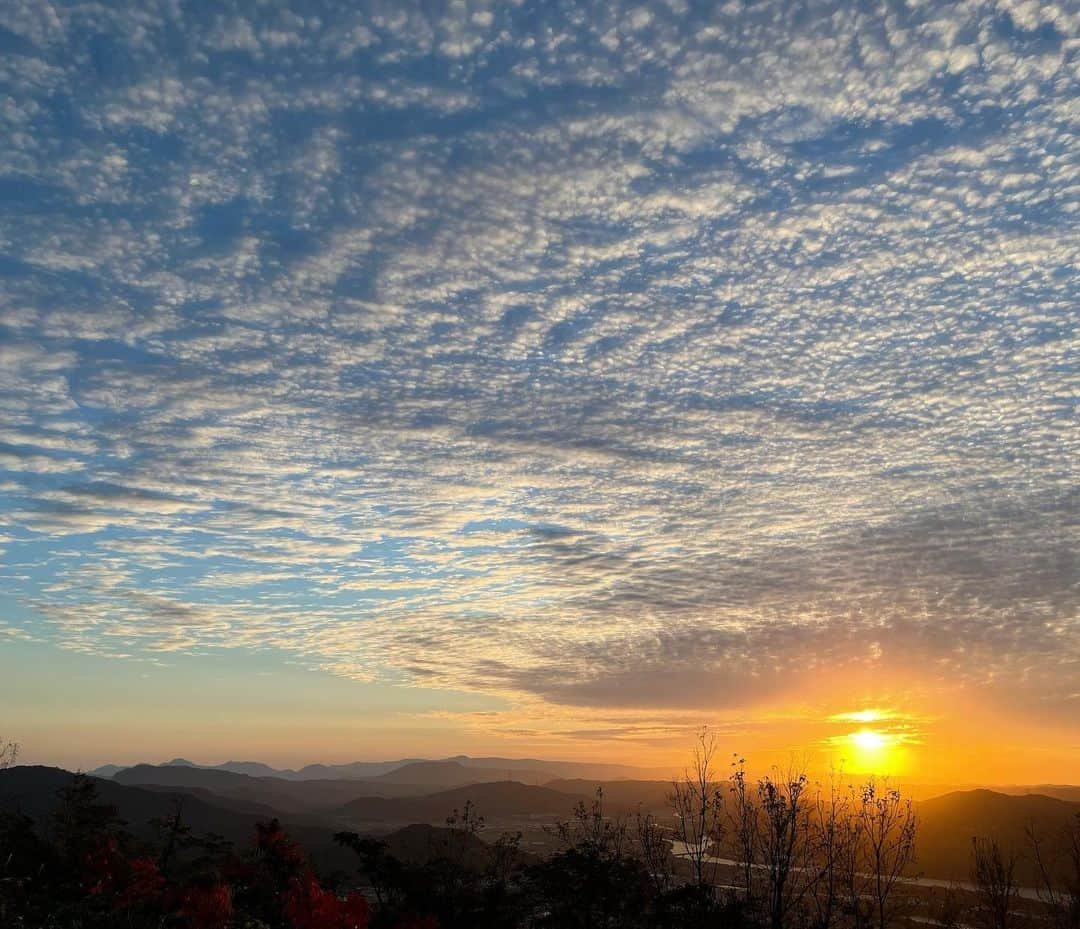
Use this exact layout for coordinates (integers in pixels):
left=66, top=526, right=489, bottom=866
left=0, top=0, right=1076, bottom=717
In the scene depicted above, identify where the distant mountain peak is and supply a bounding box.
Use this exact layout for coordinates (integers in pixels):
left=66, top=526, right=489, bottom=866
left=84, top=754, right=678, bottom=784
left=87, top=764, right=125, bottom=778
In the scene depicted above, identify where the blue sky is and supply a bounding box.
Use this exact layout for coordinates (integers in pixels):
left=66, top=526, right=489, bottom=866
left=0, top=0, right=1076, bottom=772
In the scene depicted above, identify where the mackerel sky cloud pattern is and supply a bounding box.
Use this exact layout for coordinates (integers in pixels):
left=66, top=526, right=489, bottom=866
left=0, top=0, right=1076, bottom=724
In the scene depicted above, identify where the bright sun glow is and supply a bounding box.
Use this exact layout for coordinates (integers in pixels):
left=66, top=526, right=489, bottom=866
left=850, top=729, right=887, bottom=751
left=826, top=716, right=910, bottom=776
left=839, top=727, right=908, bottom=775
left=828, top=708, right=895, bottom=724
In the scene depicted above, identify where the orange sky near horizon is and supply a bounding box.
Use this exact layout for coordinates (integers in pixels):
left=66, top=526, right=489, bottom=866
left=7, top=639, right=1077, bottom=785
left=1, top=0, right=1077, bottom=804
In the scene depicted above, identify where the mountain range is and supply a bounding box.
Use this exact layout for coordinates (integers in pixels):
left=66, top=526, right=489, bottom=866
left=3, top=763, right=1079, bottom=886
left=90, top=755, right=671, bottom=783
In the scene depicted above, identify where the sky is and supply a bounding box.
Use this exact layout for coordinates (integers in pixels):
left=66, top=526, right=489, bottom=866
left=0, top=0, right=1077, bottom=783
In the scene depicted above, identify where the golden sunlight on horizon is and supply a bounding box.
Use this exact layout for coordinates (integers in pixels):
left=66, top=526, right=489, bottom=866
left=822, top=708, right=914, bottom=777
left=845, top=729, right=900, bottom=774
left=9, top=649, right=1078, bottom=784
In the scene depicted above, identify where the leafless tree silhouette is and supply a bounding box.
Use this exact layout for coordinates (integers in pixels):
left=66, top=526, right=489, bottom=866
left=806, top=770, right=851, bottom=929
left=553, top=786, right=627, bottom=860
left=728, top=754, right=760, bottom=901
left=842, top=779, right=918, bottom=929
left=971, top=835, right=1020, bottom=929
left=633, top=808, right=674, bottom=896
left=757, top=765, right=813, bottom=929
left=1028, top=814, right=1080, bottom=929
left=669, top=727, right=725, bottom=890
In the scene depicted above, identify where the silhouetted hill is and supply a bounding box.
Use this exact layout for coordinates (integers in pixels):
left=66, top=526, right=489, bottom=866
left=370, top=760, right=492, bottom=786
left=0, top=766, right=271, bottom=846
left=87, top=763, right=125, bottom=778
left=371, top=760, right=555, bottom=788
left=92, top=758, right=413, bottom=781
left=112, top=763, right=417, bottom=811
left=0, top=766, right=360, bottom=874
left=115, top=763, right=264, bottom=791
left=213, top=760, right=289, bottom=779
left=300, top=760, right=425, bottom=782
left=126, top=781, right=281, bottom=819
left=889, top=782, right=1080, bottom=803
left=90, top=755, right=672, bottom=782
left=916, top=789, right=1080, bottom=883
left=447, top=756, right=675, bottom=781
left=338, top=781, right=589, bottom=826
left=1001, top=784, right=1080, bottom=803
left=544, top=779, right=674, bottom=813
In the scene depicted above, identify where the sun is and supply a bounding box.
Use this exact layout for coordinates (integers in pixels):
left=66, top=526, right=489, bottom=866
left=824, top=707, right=918, bottom=776
left=850, top=729, right=887, bottom=752
left=840, top=727, right=908, bottom=775
left=826, top=713, right=912, bottom=775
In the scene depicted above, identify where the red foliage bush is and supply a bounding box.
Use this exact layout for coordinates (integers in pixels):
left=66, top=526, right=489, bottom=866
left=118, top=856, right=165, bottom=908
left=179, top=883, right=234, bottom=929
left=83, top=835, right=123, bottom=895
left=283, top=870, right=370, bottom=929
left=255, top=818, right=306, bottom=871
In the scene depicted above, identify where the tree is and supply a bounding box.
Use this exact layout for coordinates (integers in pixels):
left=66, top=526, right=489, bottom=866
left=334, top=833, right=404, bottom=909
left=488, top=829, right=524, bottom=887
left=855, top=781, right=917, bottom=929
left=425, top=800, right=491, bottom=929
left=555, top=788, right=628, bottom=861
left=150, top=794, right=189, bottom=879
left=928, top=885, right=965, bottom=929
left=531, top=841, right=650, bottom=929
left=51, top=773, right=126, bottom=880
left=445, top=799, right=486, bottom=868
left=179, top=883, right=234, bottom=929
left=534, top=786, right=651, bottom=929
left=728, top=756, right=759, bottom=902
left=839, top=780, right=917, bottom=929
left=283, top=870, right=370, bottom=929
left=0, top=808, right=56, bottom=926
left=756, top=766, right=812, bottom=929
left=971, top=836, right=1019, bottom=929
left=239, top=818, right=308, bottom=925
left=806, top=770, right=852, bottom=929
left=1028, top=813, right=1080, bottom=929
left=633, top=808, right=674, bottom=897
left=669, top=727, right=725, bottom=891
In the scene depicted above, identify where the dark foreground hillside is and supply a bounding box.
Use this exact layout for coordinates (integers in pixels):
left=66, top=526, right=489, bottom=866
left=917, top=788, right=1080, bottom=883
